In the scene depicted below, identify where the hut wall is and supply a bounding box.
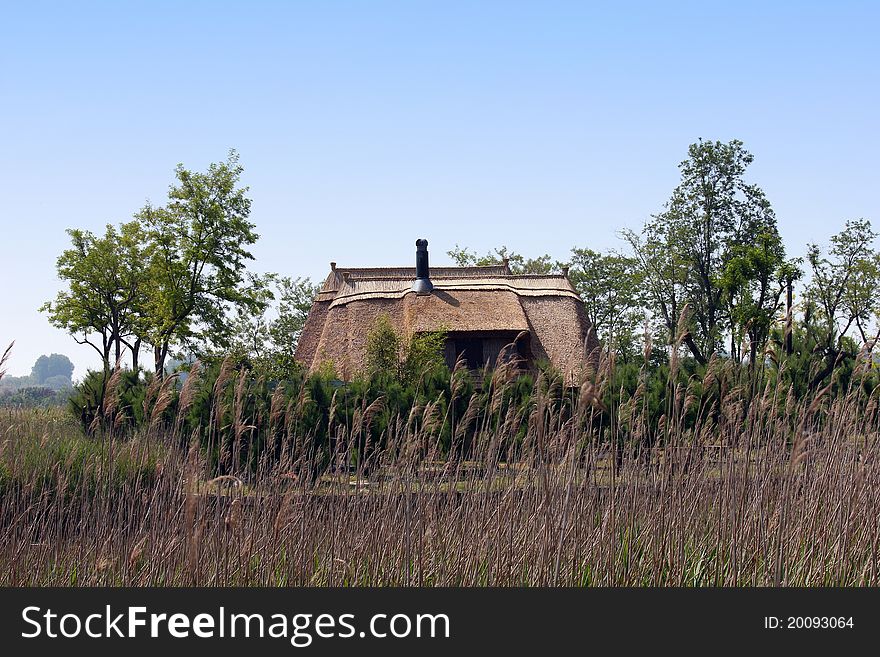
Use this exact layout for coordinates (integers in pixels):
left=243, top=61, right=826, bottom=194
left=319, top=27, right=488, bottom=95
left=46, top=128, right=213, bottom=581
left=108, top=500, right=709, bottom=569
left=294, top=299, right=330, bottom=368
left=310, top=299, right=408, bottom=378
left=520, top=296, right=596, bottom=382
left=296, top=264, right=596, bottom=382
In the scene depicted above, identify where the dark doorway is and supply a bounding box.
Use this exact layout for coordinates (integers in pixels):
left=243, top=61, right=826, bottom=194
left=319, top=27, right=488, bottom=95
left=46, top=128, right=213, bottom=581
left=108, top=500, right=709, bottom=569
left=454, top=338, right=484, bottom=369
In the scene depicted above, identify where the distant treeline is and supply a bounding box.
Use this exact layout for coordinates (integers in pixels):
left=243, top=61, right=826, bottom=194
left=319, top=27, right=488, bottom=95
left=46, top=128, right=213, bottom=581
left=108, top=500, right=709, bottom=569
left=0, top=353, right=74, bottom=407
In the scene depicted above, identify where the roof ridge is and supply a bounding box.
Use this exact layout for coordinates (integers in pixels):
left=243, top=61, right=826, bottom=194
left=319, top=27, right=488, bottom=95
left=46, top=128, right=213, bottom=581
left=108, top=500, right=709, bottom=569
left=328, top=284, right=581, bottom=307
left=504, top=273, right=569, bottom=278
left=330, top=265, right=508, bottom=272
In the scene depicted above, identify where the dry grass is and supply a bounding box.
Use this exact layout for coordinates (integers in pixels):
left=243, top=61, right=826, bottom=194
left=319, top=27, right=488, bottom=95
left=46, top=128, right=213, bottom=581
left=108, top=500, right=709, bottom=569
left=1, top=350, right=879, bottom=587
left=0, top=342, right=12, bottom=381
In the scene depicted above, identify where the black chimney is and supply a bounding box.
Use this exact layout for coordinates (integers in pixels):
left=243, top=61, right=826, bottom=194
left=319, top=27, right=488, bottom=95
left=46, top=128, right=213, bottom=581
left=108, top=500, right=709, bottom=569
left=411, top=238, right=433, bottom=295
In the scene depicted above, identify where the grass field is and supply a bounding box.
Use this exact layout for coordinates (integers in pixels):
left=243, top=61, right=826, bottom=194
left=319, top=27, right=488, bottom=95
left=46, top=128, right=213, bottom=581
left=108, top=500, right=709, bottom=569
left=1, top=358, right=878, bottom=587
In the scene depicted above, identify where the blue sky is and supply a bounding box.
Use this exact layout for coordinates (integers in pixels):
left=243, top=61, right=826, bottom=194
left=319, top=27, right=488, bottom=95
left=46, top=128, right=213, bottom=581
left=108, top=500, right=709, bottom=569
left=1, top=1, right=878, bottom=377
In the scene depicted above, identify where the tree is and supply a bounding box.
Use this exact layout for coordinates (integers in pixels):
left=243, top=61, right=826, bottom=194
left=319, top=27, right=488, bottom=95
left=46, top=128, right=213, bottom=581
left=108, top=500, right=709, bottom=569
left=364, top=314, right=447, bottom=385
left=568, top=248, right=643, bottom=361
left=44, top=151, right=269, bottom=379
left=447, top=245, right=558, bottom=274
left=219, top=274, right=319, bottom=379
left=401, top=330, right=447, bottom=385
left=30, top=354, right=74, bottom=384
left=624, top=139, right=784, bottom=365
left=268, top=276, right=319, bottom=374
left=622, top=215, right=691, bottom=356
left=365, top=314, right=402, bottom=379
left=140, top=150, right=267, bottom=376
left=41, top=221, right=147, bottom=372
left=43, top=375, right=74, bottom=391
left=219, top=273, right=316, bottom=374
left=718, top=233, right=790, bottom=371
left=803, top=219, right=880, bottom=387
left=223, top=273, right=277, bottom=367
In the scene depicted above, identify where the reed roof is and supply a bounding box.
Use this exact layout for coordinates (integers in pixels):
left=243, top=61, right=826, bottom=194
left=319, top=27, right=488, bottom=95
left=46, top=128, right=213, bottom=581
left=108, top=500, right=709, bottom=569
left=297, top=263, right=597, bottom=383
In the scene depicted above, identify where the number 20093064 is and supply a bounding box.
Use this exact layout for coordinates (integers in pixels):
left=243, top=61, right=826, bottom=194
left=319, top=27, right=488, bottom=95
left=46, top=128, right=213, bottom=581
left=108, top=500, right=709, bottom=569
left=764, top=617, right=854, bottom=629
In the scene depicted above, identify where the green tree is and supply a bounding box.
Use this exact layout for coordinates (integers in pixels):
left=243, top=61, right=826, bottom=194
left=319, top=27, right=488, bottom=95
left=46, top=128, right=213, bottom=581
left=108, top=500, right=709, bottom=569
left=365, top=314, right=402, bottom=379
left=803, top=219, right=880, bottom=387
left=139, top=150, right=266, bottom=376
left=221, top=275, right=318, bottom=379
left=30, top=354, right=74, bottom=384
left=568, top=248, right=643, bottom=361
left=41, top=221, right=148, bottom=372
left=401, top=330, right=447, bottom=385
left=718, top=232, right=790, bottom=371
left=624, top=139, right=784, bottom=364
left=623, top=213, right=691, bottom=355
left=223, top=273, right=277, bottom=367
left=447, top=244, right=558, bottom=274
left=364, top=314, right=447, bottom=385
left=268, top=276, right=319, bottom=373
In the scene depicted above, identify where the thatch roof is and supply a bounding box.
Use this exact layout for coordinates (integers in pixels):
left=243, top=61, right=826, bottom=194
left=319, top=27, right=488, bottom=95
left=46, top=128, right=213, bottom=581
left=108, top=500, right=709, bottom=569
left=407, top=290, right=529, bottom=333
left=296, top=263, right=598, bottom=383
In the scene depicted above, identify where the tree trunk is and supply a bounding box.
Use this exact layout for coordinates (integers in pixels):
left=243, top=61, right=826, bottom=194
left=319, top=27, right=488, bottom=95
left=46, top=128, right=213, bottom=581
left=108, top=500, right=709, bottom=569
left=785, top=278, right=793, bottom=356
left=748, top=331, right=759, bottom=393
left=131, top=337, right=141, bottom=373
left=102, top=334, right=112, bottom=374
left=154, top=342, right=170, bottom=378
left=810, top=350, right=838, bottom=390
left=683, top=333, right=708, bottom=366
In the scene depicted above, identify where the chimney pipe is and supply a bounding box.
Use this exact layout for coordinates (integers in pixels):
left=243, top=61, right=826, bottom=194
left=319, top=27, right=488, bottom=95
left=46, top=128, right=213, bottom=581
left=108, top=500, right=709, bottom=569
left=411, top=238, right=433, bottom=295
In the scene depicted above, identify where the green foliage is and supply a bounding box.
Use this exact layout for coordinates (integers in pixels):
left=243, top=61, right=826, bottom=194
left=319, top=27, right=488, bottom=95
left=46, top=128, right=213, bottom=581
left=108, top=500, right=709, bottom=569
left=0, top=386, right=72, bottom=408
left=568, top=248, right=643, bottom=362
left=31, top=353, right=74, bottom=384
left=447, top=244, right=559, bottom=274
left=58, top=338, right=532, bottom=473
left=139, top=150, right=266, bottom=374
left=68, top=369, right=150, bottom=432
left=268, top=276, right=320, bottom=376
left=41, top=221, right=148, bottom=370
left=402, top=330, right=447, bottom=385
left=219, top=274, right=320, bottom=381
left=365, top=314, right=402, bottom=379
left=718, top=230, right=789, bottom=367
left=43, top=150, right=269, bottom=382
left=624, top=139, right=786, bottom=366
left=364, top=314, right=448, bottom=388
left=805, top=220, right=879, bottom=342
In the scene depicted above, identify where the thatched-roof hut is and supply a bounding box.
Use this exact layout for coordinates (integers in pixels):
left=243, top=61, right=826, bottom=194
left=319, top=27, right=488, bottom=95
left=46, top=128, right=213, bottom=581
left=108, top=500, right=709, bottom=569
left=295, top=240, right=598, bottom=383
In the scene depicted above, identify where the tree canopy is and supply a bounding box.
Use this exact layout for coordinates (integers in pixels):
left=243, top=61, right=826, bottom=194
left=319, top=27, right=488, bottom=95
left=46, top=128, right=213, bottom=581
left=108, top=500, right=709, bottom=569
left=42, top=151, right=270, bottom=380
left=31, top=354, right=74, bottom=384
left=623, top=139, right=788, bottom=367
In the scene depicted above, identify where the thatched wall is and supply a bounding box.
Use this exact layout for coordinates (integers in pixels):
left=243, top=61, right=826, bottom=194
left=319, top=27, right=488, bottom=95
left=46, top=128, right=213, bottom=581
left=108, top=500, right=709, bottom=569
left=295, top=299, right=330, bottom=371
left=519, top=296, right=598, bottom=383
left=294, top=264, right=597, bottom=383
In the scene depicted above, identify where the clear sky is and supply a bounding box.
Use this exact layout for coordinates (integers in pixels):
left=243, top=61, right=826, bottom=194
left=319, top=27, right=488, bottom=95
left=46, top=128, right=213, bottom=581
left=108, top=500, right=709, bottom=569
left=1, top=0, right=877, bottom=377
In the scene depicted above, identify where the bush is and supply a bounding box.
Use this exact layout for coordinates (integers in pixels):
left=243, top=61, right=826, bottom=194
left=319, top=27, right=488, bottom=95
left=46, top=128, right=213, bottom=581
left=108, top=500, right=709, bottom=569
left=0, top=385, right=71, bottom=408
left=68, top=368, right=150, bottom=431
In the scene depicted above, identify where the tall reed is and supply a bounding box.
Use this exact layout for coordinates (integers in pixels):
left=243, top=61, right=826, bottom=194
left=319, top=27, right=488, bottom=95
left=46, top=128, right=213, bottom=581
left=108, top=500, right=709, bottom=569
left=1, top=343, right=879, bottom=586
